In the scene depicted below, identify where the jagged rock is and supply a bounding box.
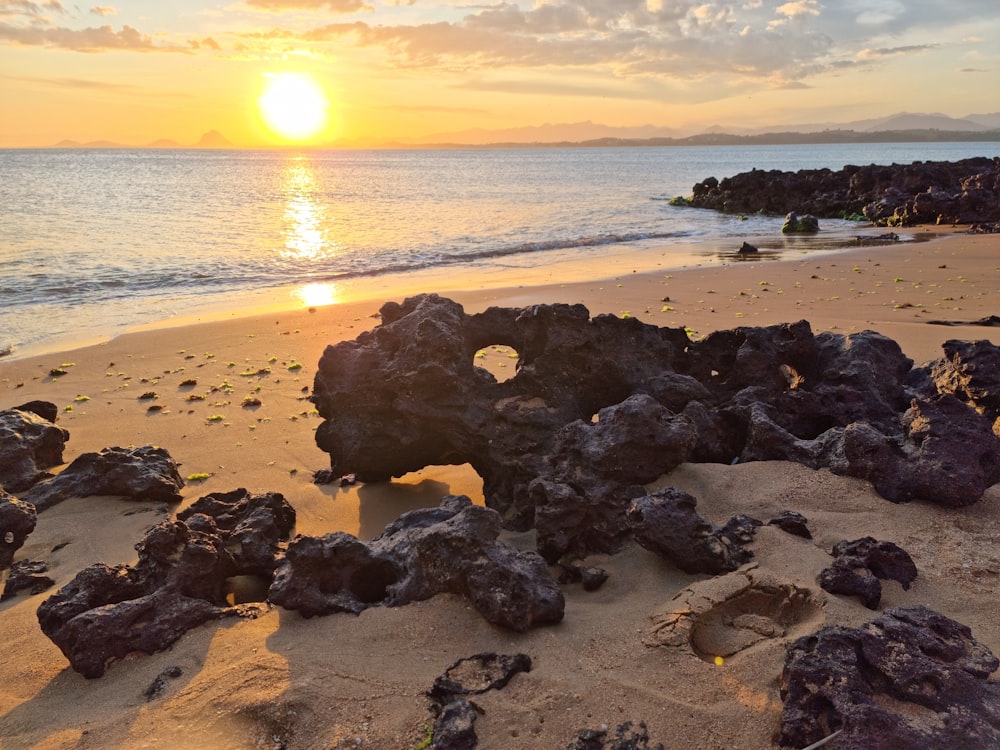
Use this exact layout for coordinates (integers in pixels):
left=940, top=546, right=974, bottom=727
left=928, top=339, right=1000, bottom=421
left=0, top=404, right=68, bottom=493
left=778, top=605, right=1000, bottom=749
left=23, top=445, right=184, bottom=511
left=426, top=652, right=532, bottom=750
left=625, top=487, right=757, bottom=575
left=177, top=488, right=296, bottom=576
left=686, top=157, right=1000, bottom=226
left=767, top=510, right=812, bottom=539
left=311, top=295, right=1000, bottom=562
left=781, top=212, right=819, bottom=233
left=817, top=537, right=917, bottom=610
left=269, top=495, right=564, bottom=631
left=0, top=491, right=36, bottom=569
left=13, top=400, right=59, bottom=423
left=144, top=666, right=183, bottom=701
left=568, top=722, right=665, bottom=750
left=1, top=559, right=54, bottom=601
left=736, top=241, right=758, bottom=254
left=37, top=489, right=293, bottom=677
left=557, top=560, right=609, bottom=591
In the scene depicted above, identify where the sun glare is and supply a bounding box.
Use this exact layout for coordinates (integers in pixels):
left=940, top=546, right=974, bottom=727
left=258, top=72, right=329, bottom=142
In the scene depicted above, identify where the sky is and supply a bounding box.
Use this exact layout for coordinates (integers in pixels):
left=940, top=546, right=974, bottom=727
left=1, top=0, right=998, bottom=147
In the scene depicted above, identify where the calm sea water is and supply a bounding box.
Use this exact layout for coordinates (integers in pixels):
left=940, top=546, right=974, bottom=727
left=2, top=142, right=998, bottom=358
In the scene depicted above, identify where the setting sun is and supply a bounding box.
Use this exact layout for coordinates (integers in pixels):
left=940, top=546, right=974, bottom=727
left=258, top=72, right=329, bottom=142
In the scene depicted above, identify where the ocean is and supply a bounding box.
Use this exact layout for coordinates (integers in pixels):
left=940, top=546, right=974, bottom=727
left=2, top=141, right=998, bottom=359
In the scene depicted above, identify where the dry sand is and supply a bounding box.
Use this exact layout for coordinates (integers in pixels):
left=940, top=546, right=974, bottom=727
left=1, top=228, right=998, bottom=749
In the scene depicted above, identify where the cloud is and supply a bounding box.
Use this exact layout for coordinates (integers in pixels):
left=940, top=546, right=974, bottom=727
left=0, top=72, right=135, bottom=89
left=775, top=0, right=822, bottom=18
left=0, top=0, right=64, bottom=18
left=245, top=0, right=372, bottom=12
left=0, top=22, right=184, bottom=52
left=188, top=36, right=222, bottom=50
left=857, top=44, right=936, bottom=59
left=89, top=5, right=115, bottom=15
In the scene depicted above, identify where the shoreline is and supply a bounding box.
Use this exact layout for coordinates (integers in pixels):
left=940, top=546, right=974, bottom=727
left=1, top=227, right=999, bottom=749
left=1, top=223, right=956, bottom=365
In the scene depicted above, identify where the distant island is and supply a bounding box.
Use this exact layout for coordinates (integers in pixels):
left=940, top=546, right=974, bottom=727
left=52, top=130, right=234, bottom=149
left=44, top=110, right=1000, bottom=150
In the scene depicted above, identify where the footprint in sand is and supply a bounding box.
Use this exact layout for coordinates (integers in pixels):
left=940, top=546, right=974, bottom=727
left=646, top=565, right=825, bottom=663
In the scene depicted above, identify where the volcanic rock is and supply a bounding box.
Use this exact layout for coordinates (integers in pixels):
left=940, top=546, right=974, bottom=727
left=37, top=489, right=294, bottom=677
left=23, top=445, right=184, bottom=511
left=778, top=605, right=1000, bottom=749
left=686, top=157, right=1000, bottom=226
left=0, top=490, right=36, bottom=569
left=268, top=494, right=564, bottom=631
left=1, top=559, right=54, bottom=601
left=817, top=537, right=917, bottom=609
left=0, top=404, right=68, bottom=494
left=781, top=212, right=819, bottom=233
left=625, top=487, right=757, bottom=575
left=310, top=295, right=1000, bottom=562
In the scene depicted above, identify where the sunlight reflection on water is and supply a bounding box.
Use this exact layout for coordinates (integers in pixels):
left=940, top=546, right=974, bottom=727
left=280, top=161, right=335, bottom=263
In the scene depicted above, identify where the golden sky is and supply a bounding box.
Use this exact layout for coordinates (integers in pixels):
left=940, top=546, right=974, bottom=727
left=1, top=0, right=997, bottom=147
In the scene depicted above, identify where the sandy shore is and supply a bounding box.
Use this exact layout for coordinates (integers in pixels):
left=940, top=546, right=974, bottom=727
left=1, top=228, right=998, bottom=749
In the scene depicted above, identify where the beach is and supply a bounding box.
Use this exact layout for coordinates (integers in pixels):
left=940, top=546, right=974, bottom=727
left=1, top=226, right=999, bottom=749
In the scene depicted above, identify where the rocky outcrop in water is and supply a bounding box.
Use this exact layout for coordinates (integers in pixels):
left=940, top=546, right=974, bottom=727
left=778, top=605, right=1000, bottom=749
left=268, top=494, right=564, bottom=631
left=24, top=445, right=184, bottom=511
left=37, top=489, right=294, bottom=677
left=684, top=157, right=1000, bottom=226
left=310, top=294, right=1000, bottom=562
left=0, top=403, right=68, bottom=494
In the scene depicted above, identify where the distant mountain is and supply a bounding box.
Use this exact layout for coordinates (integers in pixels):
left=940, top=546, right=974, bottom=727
left=194, top=130, right=233, bottom=149
left=49, top=132, right=234, bottom=149
left=965, top=112, right=1000, bottom=129
left=860, top=113, right=989, bottom=132
left=394, top=121, right=686, bottom=146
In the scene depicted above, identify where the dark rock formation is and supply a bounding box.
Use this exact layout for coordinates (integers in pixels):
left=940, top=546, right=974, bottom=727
left=767, top=510, right=812, bottom=539
left=625, top=487, right=757, bottom=574
left=144, top=666, right=184, bottom=701
left=817, top=537, right=918, bottom=609
left=37, top=489, right=294, bottom=677
left=778, top=605, right=1000, bottom=749
left=23, top=445, right=184, bottom=511
left=1, top=559, right=54, bottom=601
left=568, top=722, right=665, bottom=750
left=310, top=295, right=1000, bottom=561
left=268, top=495, right=564, bottom=631
left=177, top=488, right=296, bottom=576
left=0, top=491, right=36, bottom=569
left=781, top=212, right=819, bottom=233
left=426, top=652, right=532, bottom=750
left=736, top=241, right=758, bottom=255
left=686, top=157, right=1000, bottom=226
left=927, top=339, right=1000, bottom=423
left=0, top=403, right=68, bottom=493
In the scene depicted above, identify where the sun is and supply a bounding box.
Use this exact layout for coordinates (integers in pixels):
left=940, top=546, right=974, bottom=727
left=258, top=72, right=329, bottom=142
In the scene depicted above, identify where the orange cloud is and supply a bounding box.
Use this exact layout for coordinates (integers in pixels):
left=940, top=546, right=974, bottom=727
left=246, top=0, right=372, bottom=12
left=0, top=22, right=184, bottom=52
